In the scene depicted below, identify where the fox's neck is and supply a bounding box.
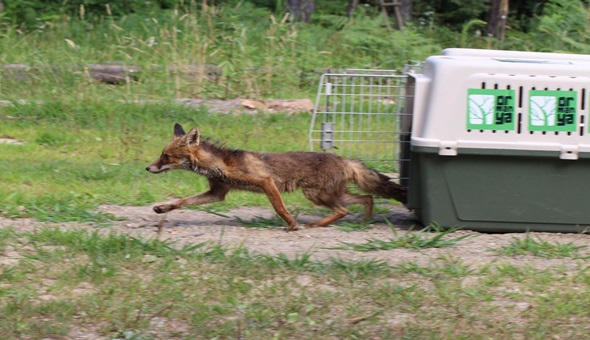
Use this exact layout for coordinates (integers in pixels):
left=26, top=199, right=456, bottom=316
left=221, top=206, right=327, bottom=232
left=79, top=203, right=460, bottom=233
left=188, top=140, right=241, bottom=177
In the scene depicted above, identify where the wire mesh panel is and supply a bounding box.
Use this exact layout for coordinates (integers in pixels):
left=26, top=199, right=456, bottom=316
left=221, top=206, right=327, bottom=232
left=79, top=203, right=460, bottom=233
left=308, top=69, right=413, bottom=182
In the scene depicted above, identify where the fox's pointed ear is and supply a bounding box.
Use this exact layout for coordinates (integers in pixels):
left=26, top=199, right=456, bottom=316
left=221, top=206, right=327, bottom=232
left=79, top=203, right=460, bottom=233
left=173, top=123, right=186, bottom=139
left=185, top=127, right=201, bottom=146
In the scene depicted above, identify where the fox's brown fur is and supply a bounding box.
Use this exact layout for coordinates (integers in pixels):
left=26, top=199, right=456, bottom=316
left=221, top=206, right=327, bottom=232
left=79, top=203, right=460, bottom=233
left=146, top=123, right=407, bottom=232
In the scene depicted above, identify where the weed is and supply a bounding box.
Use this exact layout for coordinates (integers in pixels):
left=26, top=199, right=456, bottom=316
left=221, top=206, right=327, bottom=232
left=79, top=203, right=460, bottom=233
left=434, top=255, right=476, bottom=278
left=234, top=215, right=288, bottom=229
left=394, top=261, right=432, bottom=275
left=0, top=227, right=17, bottom=251
left=369, top=282, right=424, bottom=311
left=326, top=257, right=391, bottom=280
left=496, top=234, right=587, bottom=259
left=336, top=220, right=374, bottom=232
left=333, top=223, right=472, bottom=252
left=493, top=263, right=560, bottom=285
left=256, top=252, right=315, bottom=271
left=26, top=197, right=115, bottom=225
left=24, top=227, right=203, bottom=260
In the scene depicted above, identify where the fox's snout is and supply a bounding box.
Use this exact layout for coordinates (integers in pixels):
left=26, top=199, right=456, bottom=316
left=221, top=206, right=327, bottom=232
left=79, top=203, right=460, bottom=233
left=146, top=164, right=167, bottom=173
left=147, top=153, right=178, bottom=173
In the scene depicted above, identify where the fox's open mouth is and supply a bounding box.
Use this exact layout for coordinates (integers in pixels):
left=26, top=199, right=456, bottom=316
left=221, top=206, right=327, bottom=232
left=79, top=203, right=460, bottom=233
left=146, top=167, right=170, bottom=174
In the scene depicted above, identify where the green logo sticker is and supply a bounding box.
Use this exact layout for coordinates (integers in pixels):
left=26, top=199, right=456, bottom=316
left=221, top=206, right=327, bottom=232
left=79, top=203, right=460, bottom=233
left=529, top=90, right=577, bottom=132
left=467, top=89, right=515, bottom=130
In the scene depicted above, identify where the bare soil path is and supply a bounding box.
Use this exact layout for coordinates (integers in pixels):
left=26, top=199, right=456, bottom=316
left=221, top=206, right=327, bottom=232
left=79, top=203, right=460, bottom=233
left=4, top=203, right=588, bottom=270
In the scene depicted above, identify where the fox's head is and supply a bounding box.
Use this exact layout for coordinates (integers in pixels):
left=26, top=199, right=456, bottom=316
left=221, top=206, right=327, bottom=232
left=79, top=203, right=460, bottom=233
left=146, top=123, right=201, bottom=174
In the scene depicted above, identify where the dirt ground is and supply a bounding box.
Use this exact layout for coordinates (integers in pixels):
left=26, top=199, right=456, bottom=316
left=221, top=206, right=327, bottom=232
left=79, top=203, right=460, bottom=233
left=4, top=203, right=589, bottom=270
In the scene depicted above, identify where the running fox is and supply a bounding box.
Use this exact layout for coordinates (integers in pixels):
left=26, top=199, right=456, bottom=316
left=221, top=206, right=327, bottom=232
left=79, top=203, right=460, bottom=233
left=146, top=123, right=407, bottom=232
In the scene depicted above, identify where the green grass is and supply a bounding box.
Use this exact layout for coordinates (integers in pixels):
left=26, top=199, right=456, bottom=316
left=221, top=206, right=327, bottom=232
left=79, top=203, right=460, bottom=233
left=334, top=223, right=473, bottom=251
left=2, top=227, right=590, bottom=338
left=0, top=103, right=319, bottom=222
left=336, top=220, right=375, bottom=232
left=496, top=234, right=588, bottom=259
left=233, top=215, right=291, bottom=229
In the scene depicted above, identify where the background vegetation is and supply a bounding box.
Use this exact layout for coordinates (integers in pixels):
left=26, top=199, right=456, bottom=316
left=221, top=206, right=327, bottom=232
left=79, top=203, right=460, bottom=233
left=0, top=1, right=588, bottom=101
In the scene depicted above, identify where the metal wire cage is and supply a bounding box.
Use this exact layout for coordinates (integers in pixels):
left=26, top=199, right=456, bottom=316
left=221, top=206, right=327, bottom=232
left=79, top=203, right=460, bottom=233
left=308, top=66, right=419, bottom=183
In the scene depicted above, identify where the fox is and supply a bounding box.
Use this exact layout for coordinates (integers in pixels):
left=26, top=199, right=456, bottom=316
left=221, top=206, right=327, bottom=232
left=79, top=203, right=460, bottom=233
left=146, top=123, right=407, bottom=232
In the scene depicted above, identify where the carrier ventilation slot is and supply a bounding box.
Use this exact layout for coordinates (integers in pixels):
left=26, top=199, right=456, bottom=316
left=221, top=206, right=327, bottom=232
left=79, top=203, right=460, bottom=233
left=581, top=89, right=586, bottom=137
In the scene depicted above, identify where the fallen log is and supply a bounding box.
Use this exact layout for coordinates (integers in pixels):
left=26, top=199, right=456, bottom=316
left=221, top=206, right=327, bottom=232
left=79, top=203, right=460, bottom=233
left=0, top=98, right=313, bottom=114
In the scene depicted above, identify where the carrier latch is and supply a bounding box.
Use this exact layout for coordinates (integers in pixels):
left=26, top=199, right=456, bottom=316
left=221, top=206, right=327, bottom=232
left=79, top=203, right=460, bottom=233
left=560, top=145, right=578, bottom=160
left=438, top=141, right=458, bottom=156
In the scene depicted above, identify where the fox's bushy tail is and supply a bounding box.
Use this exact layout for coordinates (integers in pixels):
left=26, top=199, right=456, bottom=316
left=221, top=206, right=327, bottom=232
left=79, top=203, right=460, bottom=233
left=350, top=160, right=407, bottom=203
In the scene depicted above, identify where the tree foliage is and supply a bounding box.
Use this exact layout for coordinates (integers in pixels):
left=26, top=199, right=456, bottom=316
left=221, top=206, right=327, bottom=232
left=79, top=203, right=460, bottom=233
left=0, top=0, right=564, bottom=31
left=412, top=0, right=491, bottom=29
left=1, top=0, right=590, bottom=57
left=0, top=0, right=178, bottom=29
left=535, top=0, right=590, bottom=53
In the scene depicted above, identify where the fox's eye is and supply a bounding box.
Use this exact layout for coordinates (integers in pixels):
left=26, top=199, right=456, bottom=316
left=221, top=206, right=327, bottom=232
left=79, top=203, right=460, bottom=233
left=161, top=154, right=169, bottom=161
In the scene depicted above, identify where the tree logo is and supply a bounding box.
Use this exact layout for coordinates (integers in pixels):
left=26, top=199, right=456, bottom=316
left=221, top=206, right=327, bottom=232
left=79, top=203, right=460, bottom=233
left=467, top=89, right=515, bottom=130
left=529, top=90, right=576, bottom=132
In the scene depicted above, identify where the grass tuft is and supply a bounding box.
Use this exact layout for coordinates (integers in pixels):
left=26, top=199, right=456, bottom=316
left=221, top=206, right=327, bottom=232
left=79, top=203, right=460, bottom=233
left=255, top=252, right=316, bottom=271
left=326, top=257, right=391, bottom=280
left=495, top=234, right=588, bottom=259
left=333, top=223, right=473, bottom=252
left=24, top=227, right=206, bottom=259
left=336, top=220, right=374, bottom=232
left=234, top=215, right=288, bottom=229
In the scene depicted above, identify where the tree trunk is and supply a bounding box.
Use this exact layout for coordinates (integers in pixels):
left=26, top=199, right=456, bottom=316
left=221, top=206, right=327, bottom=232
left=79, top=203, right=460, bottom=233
left=400, top=0, right=412, bottom=22
left=287, top=0, right=316, bottom=23
left=347, top=0, right=358, bottom=19
left=487, top=0, right=509, bottom=41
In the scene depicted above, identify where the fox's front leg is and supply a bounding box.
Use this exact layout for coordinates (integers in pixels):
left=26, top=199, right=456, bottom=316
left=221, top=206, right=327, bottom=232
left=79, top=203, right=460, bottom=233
left=153, top=204, right=177, bottom=214
left=154, top=185, right=230, bottom=214
left=259, top=179, right=299, bottom=232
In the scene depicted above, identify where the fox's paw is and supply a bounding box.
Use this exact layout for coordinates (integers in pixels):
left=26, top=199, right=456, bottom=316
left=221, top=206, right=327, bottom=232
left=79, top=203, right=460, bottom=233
left=304, top=221, right=325, bottom=228
left=153, top=204, right=176, bottom=214
left=286, top=223, right=299, bottom=232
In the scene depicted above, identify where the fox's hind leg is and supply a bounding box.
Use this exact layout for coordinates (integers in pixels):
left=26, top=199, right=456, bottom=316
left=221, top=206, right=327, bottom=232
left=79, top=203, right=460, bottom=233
left=301, top=188, right=343, bottom=228
left=340, top=192, right=374, bottom=221
left=305, top=205, right=349, bottom=228
left=302, top=189, right=373, bottom=228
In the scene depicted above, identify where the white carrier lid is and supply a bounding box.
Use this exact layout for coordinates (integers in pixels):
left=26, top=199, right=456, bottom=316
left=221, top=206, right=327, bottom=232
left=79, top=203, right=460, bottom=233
left=410, top=49, right=590, bottom=160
